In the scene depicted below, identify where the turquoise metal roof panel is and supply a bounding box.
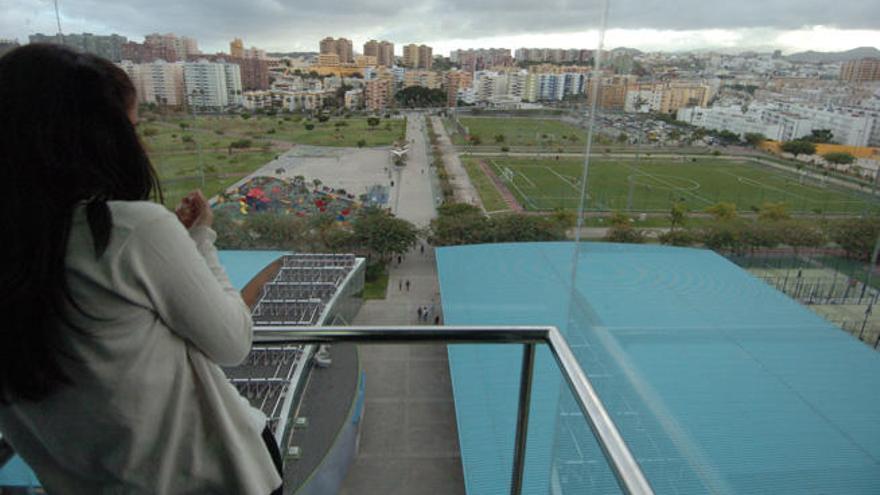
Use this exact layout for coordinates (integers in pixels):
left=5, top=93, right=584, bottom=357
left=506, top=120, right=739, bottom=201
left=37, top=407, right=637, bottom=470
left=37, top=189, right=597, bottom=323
left=437, top=242, right=880, bottom=495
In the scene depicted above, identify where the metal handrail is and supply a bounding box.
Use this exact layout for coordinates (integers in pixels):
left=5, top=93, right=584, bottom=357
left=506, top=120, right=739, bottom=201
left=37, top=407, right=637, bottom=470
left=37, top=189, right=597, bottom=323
left=253, top=325, right=654, bottom=495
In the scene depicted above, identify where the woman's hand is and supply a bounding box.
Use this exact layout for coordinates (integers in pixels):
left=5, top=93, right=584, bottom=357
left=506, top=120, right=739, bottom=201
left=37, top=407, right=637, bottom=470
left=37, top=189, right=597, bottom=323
left=175, top=190, right=213, bottom=229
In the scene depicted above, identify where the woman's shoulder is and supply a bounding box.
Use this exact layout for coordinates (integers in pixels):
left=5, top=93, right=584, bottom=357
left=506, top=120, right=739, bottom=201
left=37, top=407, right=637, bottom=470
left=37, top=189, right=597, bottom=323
left=106, top=200, right=175, bottom=231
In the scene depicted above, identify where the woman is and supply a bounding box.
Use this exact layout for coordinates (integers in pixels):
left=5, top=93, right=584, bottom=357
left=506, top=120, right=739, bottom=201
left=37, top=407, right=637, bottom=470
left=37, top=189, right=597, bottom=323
left=0, top=45, right=283, bottom=494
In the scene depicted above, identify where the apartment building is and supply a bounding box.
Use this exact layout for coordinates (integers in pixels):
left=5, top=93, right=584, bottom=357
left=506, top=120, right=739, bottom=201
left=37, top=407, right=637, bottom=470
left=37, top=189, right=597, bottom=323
left=677, top=103, right=877, bottom=146
left=623, top=82, right=711, bottom=114
left=403, top=70, right=442, bottom=89
left=514, top=48, right=591, bottom=64
left=450, top=48, right=512, bottom=71
left=230, top=38, right=244, bottom=58
left=364, top=79, right=394, bottom=111
left=29, top=32, right=127, bottom=61
left=145, top=33, right=199, bottom=59
left=446, top=70, right=474, bottom=107
left=320, top=37, right=353, bottom=64
left=183, top=59, right=242, bottom=109
left=403, top=44, right=432, bottom=69
left=364, top=40, right=395, bottom=67
left=840, top=58, right=880, bottom=83
left=118, top=60, right=185, bottom=106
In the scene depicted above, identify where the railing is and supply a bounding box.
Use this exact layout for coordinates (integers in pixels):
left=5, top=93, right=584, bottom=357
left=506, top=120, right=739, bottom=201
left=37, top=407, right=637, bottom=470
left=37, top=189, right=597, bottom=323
left=253, top=325, right=654, bottom=495
left=0, top=326, right=654, bottom=495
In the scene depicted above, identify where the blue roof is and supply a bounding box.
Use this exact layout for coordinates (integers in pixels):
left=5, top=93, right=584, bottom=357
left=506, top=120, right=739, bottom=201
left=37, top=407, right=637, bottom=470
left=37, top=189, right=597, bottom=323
left=437, top=242, right=880, bottom=495
left=217, top=250, right=288, bottom=290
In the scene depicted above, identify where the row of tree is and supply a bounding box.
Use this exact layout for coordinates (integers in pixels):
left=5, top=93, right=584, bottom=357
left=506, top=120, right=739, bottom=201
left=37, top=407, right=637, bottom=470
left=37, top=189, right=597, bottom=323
left=429, top=204, right=570, bottom=246
left=605, top=202, right=880, bottom=260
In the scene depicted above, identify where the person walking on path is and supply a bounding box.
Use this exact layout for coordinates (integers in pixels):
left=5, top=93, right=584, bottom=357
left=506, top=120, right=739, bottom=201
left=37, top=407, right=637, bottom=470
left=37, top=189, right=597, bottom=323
left=397, top=255, right=402, bottom=265
left=405, top=280, right=411, bottom=291
left=420, top=244, right=425, bottom=255
left=398, top=280, right=403, bottom=291
left=417, top=307, right=423, bottom=322
left=434, top=315, right=441, bottom=325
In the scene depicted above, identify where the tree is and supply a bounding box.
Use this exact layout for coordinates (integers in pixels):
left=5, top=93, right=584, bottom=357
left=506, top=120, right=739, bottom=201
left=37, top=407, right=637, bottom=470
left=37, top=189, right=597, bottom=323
left=357, top=139, right=367, bottom=148
left=366, top=117, right=381, bottom=130
left=179, top=122, right=189, bottom=130
left=823, top=152, right=855, bottom=165
left=353, top=209, right=418, bottom=262
left=494, top=134, right=506, bottom=143
left=776, top=220, right=826, bottom=254
left=617, top=132, right=629, bottom=144
left=312, top=178, right=322, bottom=189
left=716, top=130, right=740, bottom=144
left=669, top=201, right=688, bottom=232
left=705, top=202, right=737, bottom=221
left=658, top=230, right=695, bottom=246
left=829, top=217, right=880, bottom=260
left=429, top=203, right=491, bottom=246
left=743, top=132, right=766, bottom=147
left=394, top=86, right=446, bottom=107
left=698, top=223, right=740, bottom=251
left=489, top=215, right=566, bottom=242
left=801, top=129, right=834, bottom=144
left=605, top=224, right=646, bottom=244
left=304, top=123, right=315, bottom=131
left=758, top=202, right=790, bottom=222
left=317, top=114, right=330, bottom=123
left=781, top=140, right=816, bottom=156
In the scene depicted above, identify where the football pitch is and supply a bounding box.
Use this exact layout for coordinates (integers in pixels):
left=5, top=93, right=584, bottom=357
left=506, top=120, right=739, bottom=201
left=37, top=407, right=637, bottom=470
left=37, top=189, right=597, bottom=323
left=476, top=156, right=878, bottom=213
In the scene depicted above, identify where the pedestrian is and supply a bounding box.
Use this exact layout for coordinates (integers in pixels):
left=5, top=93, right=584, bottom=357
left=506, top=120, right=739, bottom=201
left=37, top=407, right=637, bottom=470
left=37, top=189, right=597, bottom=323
left=422, top=306, right=429, bottom=322
left=420, top=244, right=425, bottom=255
left=399, top=279, right=403, bottom=291
left=434, top=315, right=441, bottom=325
left=397, top=255, right=402, bottom=265
left=406, top=280, right=411, bottom=291
left=417, top=307, right=423, bottom=321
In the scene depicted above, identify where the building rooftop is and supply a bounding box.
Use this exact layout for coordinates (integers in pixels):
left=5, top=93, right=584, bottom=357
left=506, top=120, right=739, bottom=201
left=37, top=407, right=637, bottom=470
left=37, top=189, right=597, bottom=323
left=437, top=242, right=880, bottom=494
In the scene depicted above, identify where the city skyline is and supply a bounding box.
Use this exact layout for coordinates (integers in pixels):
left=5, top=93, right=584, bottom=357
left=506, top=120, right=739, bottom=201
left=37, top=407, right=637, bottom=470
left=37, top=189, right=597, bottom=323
left=3, top=0, right=879, bottom=56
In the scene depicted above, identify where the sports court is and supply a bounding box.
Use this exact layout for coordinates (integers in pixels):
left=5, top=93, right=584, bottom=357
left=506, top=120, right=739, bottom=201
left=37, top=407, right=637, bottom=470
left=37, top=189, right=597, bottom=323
left=481, top=156, right=876, bottom=213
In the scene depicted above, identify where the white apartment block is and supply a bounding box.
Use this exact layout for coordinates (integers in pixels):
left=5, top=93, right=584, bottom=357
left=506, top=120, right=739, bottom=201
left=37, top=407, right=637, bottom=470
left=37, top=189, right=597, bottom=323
left=117, top=60, right=185, bottom=106
left=677, top=103, right=877, bottom=146
left=183, top=60, right=243, bottom=109
left=242, top=89, right=333, bottom=111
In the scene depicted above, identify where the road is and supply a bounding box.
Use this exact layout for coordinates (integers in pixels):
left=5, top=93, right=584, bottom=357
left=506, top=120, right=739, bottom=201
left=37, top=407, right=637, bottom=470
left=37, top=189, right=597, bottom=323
left=339, top=112, right=465, bottom=495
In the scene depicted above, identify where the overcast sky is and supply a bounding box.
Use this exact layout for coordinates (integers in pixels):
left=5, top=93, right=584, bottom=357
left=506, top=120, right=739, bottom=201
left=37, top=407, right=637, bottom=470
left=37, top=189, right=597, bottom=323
left=4, top=0, right=879, bottom=55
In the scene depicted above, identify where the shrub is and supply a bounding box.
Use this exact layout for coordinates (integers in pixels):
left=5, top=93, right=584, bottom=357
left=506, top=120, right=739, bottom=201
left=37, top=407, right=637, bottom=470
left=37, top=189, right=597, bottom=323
left=304, top=123, right=315, bottom=131
left=357, top=139, right=367, bottom=148
left=141, top=127, right=159, bottom=137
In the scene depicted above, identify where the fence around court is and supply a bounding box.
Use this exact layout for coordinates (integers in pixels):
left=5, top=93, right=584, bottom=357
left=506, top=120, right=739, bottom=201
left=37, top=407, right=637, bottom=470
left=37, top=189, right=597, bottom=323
left=724, top=248, right=880, bottom=350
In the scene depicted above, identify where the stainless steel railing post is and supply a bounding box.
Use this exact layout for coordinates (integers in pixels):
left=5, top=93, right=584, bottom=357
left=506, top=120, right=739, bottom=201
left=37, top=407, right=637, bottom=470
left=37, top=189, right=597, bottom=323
left=510, top=343, right=535, bottom=495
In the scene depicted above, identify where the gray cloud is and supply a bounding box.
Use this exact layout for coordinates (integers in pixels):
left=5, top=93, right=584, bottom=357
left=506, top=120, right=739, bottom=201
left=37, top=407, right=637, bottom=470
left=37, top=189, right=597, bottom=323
left=3, top=0, right=878, bottom=52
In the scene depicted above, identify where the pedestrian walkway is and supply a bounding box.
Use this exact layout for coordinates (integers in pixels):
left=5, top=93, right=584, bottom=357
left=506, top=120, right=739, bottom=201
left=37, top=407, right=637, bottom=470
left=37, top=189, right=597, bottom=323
left=339, top=113, right=465, bottom=495
left=431, top=116, right=483, bottom=209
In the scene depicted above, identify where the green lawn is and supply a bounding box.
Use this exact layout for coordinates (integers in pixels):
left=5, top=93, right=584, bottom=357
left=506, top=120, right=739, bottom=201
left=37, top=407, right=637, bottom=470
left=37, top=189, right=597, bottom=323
left=479, top=156, right=879, bottom=214
left=138, top=113, right=404, bottom=209
left=461, top=158, right=511, bottom=212
left=452, top=117, right=585, bottom=147
left=363, top=269, right=389, bottom=300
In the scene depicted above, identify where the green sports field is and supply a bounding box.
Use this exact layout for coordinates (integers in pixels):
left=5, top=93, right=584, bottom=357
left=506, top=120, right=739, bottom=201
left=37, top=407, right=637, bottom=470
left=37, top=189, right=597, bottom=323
left=474, top=156, right=878, bottom=213
left=453, top=117, right=585, bottom=146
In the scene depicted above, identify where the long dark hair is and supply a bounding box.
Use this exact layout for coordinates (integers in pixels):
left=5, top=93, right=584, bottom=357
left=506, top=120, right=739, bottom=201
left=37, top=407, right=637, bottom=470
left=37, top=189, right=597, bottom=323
left=0, top=44, right=162, bottom=403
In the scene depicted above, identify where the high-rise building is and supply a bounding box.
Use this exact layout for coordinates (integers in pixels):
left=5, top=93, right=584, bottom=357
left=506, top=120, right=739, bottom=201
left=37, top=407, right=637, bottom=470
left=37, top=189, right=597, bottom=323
left=445, top=70, right=473, bottom=107
left=230, top=38, right=244, bottom=58
left=840, top=58, right=880, bottom=83
left=145, top=33, right=199, bottom=60
left=363, top=40, right=379, bottom=59
left=403, top=44, right=419, bottom=68
left=403, top=70, right=441, bottom=89
left=418, top=45, right=433, bottom=69
left=118, top=60, right=185, bottom=106
left=451, top=49, right=513, bottom=71
left=363, top=40, right=395, bottom=67
left=379, top=41, right=394, bottom=67
left=364, top=79, right=394, bottom=111
left=403, top=44, right=432, bottom=69
left=320, top=37, right=353, bottom=64
left=29, top=32, right=128, bottom=61
left=183, top=59, right=242, bottom=109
